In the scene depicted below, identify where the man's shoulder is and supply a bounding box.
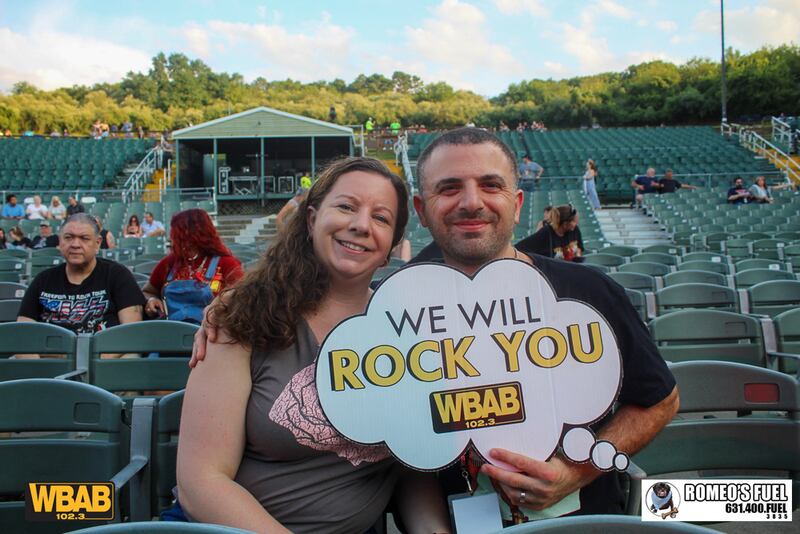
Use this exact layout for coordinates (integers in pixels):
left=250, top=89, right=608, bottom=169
left=527, top=253, right=621, bottom=297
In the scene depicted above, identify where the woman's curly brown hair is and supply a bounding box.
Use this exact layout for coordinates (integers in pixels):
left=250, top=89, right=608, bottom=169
left=214, top=156, right=409, bottom=350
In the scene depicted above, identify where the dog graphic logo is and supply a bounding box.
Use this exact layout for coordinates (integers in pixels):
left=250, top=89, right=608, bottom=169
left=646, top=482, right=680, bottom=519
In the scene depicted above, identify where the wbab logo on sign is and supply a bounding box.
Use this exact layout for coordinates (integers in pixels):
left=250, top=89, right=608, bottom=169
left=642, top=480, right=792, bottom=522
left=25, top=482, right=115, bottom=521
left=316, top=259, right=629, bottom=471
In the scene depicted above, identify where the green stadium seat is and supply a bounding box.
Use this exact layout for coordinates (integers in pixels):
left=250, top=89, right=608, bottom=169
left=498, top=514, right=718, bottom=533
left=735, top=258, right=789, bottom=272
left=649, top=310, right=764, bottom=366
left=630, top=253, right=678, bottom=266
left=600, top=245, right=639, bottom=258
left=582, top=253, right=626, bottom=268
left=624, top=289, right=647, bottom=322
left=655, top=283, right=738, bottom=315
left=618, top=262, right=670, bottom=277
left=608, top=272, right=657, bottom=292
left=680, top=252, right=725, bottom=263
left=746, top=280, right=800, bottom=319
left=677, top=260, right=729, bottom=274
left=662, top=270, right=727, bottom=288
left=0, top=379, right=147, bottom=532
left=89, top=321, right=197, bottom=393
left=71, top=523, right=255, bottom=533
left=0, top=322, right=77, bottom=381
left=734, top=268, right=796, bottom=289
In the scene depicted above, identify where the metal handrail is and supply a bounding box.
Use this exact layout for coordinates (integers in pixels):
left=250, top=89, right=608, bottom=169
left=739, top=129, right=799, bottom=185
left=122, top=146, right=163, bottom=203
left=346, top=124, right=366, bottom=156
left=394, top=133, right=416, bottom=194
left=771, top=116, right=793, bottom=149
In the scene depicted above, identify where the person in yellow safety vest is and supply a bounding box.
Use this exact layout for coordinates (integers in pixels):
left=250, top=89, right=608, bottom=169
left=365, top=117, right=374, bottom=134
left=300, top=174, right=312, bottom=190
left=390, top=120, right=401, bottom=135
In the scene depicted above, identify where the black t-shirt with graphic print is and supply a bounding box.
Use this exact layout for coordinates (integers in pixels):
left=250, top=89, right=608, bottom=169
left=19, top=258, right=145, bottom=333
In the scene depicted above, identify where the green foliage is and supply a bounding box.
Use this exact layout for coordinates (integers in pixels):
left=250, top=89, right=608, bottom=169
left=0, top=45, right=798, bottom=133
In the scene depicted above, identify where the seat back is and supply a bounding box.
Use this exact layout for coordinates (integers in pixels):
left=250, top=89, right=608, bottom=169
left=154, top=390, right=184, bottom=515
left=630, top=252, right=677, bottom=266
left=748, top=280, right=800, bottom=319
left=89, top=321, right=197, bottom=392
left=0, top=379, right=128, bottom=533
left=677, top=260, right=729, bottom=274
left=0, top=299, right=21, bottom=322
left=0, top=322, right=77, bottom=381
left=608, top=272, right=656, bottom=292
left=618, top=261, right=670, bottom=277
left=0, top=281, right=27, bottom=299
left=582, top=253, right=626, bottom=267
left=735, top=258, right=788, bottom=272
left=655, top=283, right=738, bottom=315
left=735, top=268, right=796, bottom=289
left=662, top=270, right=727, bottom=287
left=649, top=310, right=764, bottom=366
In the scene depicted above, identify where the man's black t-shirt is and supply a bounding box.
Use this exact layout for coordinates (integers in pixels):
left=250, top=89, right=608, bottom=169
left=19, top=258, right=145, bottom=333
left=409, top=253, right=675, bottom=514
left=31, top=235, right=59, bottom=249
left=516, top=224, right=584, bottom=261
left=658, top=178, right=682, bottom=194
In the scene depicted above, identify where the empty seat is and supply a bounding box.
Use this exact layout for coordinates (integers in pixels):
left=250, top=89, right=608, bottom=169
left=677, top=260, right=729, bottom=274
left=0, top=322, right=77, bottom=381
left=608, top=272, right=657, bottom=292
left=618, top=262, right=670, bottom=277
left=747, top=280, right=800, bottom=318
left=630, top=252, right=678, bottom=266
left=734, top=268, right=796, bottom=289
left=582, top=253, right=626, bottom=268
left=655, top=283, right=738, bottom=315
left=662, top=270, right=727, bottom=288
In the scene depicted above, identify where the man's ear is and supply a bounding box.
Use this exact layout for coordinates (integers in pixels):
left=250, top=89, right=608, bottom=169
left=412, top=194, right=428, bottom=228
left=513, top=188, right=524, bottom=225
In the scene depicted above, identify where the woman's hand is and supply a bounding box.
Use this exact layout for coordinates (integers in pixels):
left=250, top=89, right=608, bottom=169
left=145, top=296, right=165, bottom=318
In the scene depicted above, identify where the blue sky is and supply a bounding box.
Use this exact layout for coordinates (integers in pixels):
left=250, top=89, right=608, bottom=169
left=0, top=0, right=797, bottom=96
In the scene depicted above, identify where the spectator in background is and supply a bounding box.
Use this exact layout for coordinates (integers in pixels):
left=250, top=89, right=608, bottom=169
left=727, top=177, right=752, bottom=204
left=0, top=228, right=6, bottom=249
left=94, top=216, right=116, bottom=250
left=66, top=196, right=85, bottom=217
left=519, top=154, right=544, bottom=192
left=31, top=220, right=59, bottom=249
left=141, top=211, right=166, bottom=237
left=583, top=159, right=601, bottom=210
left=516, top=204, right=584, bottom=262
left=2, top=194, right=25, bottom=220
left=748, top=175, right=794, bottom=203
left=124, top=215, right=143, bottom=238
left=658, top=169, right=698, bottom=194
left=632, top=167, right=662, bottom=207
left=365, top=117, right=374, bottom=135
left=49, top=196, right=66, bottom=220
left=390, top=119, right=401, bottom=135
left=328, top=106, right=337, bottom=123
left=17, top=213, right=144, bottom=344
left=7, top=226, right=31, bottom=249
left=3, top=128, right=12, bottom=137
left=25, top=195, right=49, bottom=220
left=535, top=205, right=553, bottom=232
left=122, top=120, right=133, bottom=138
left=137, top=125, right=145, bottom=139
left=143, top=209, right=243, bottom=324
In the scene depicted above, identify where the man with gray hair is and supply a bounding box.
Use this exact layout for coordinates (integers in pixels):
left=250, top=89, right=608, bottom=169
left=17, top=213, right=144, bottom=340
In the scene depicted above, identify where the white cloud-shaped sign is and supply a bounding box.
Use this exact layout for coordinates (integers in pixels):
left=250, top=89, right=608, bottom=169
left=316, top=259, right=628, bottom=472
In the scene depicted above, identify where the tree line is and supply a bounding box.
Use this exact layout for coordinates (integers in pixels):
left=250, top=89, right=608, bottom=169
left=0, top=45, right=798, bottom=134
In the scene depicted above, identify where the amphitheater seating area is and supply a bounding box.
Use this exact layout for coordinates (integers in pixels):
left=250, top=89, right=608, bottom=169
left=0, top=137, right=153, bottom=191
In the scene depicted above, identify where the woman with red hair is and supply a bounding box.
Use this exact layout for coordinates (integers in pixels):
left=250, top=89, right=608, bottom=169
left=143, top=209, right=243, bottom=323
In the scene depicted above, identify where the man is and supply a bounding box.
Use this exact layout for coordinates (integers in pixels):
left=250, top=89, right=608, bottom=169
left=727, top=177, right=752, bottom=204
left=192, top=129, right=678, bottom=515
left=411, top=128, right=678, bottom=515
left=657, top=169, right=698, bottom=194
left=632, top=167, right=662, bottom=207
left=31, top=220, right=59, bottom=249
left=141, top=211, right=166, bottom=237
left=17, top=213, right=144, bottom=341
left=66, top=195, right=85, bottom=217
left=1, top=194, right=25, bottom=219
left=519, top=154, right=544, bottom=192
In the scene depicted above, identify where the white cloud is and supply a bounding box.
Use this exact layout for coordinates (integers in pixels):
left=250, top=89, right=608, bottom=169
left=493, top=0, right=548, bottom=17
left=656, top=20, right=677, bottom=32
left=182, top=24, right=210, bottom=58
left=543, top=61, right=567, bottom=75
left=595, top=0, right=634, bottom=20
left=204, top=17, right=357, bottom=82
left=561, top=22, right=615, bottom=72
left=403, top=0, right=525, bottom=93
left=692, top=0, right=800, bottom=49
left=0, top=26, right=151, bottom=91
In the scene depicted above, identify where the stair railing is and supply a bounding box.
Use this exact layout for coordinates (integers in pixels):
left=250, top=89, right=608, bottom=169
left=738, top=129, right=800, bottom=185
left=122, top=147, right=163, bottom=203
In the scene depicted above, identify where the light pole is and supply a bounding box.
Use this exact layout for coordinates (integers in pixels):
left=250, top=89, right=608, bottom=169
left=720, top=0, right=728, bottom=124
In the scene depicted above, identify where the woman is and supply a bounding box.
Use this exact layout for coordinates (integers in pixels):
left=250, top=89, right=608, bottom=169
left=176, top=157, right=449, bottom=533
left=749, top=175, right=773, bottom=203
left=7, top=226, right=31, bottom=249
left=49, top=196, right=66, bottom=220
left=93, top=216, right=116, bottom=249
left=124, top=215, right=143, bottom=238
left=0, top=228, right=6, bottom=249
left=25, top=195, right=50, bottom=220
left=516, top=204, right=584, bottom=262
left=143, top=209, right=243, bottom=323
left=583, top=159, right=601, bottom=210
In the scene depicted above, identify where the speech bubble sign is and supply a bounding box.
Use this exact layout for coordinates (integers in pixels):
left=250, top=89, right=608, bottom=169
left=316, top=259, right=628, bottom=471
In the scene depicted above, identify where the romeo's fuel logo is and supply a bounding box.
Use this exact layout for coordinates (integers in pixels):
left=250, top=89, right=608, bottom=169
left=647, top=482, right=681, bottom=519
